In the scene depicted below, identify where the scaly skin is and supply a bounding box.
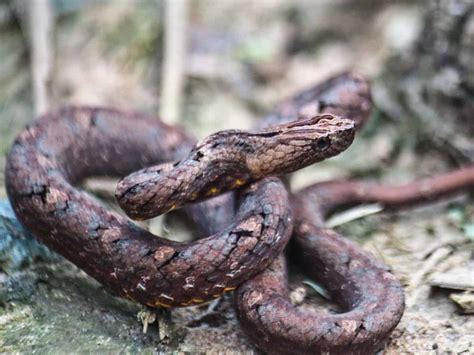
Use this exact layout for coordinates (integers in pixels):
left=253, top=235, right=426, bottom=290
left=5, top=104, right=355, bottom=308
left=235, top=72, right=402, bottom=354
left=234, top=74, right=471, bottom=354
left=113, top=71, right=410, bottom=354
left=115, top=114, right=355, bottom=219
left=7, top=72, right=468, bottom=354
left=235, top=169, right=474, bottom=354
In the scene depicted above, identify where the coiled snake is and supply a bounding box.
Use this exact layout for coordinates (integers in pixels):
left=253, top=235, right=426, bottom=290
left=5, top=72, right=473, bottom=354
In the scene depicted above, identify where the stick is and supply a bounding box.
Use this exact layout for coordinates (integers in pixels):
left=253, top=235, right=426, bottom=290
left=28, top=0, right=54, bottom=116
left=160, top=0, right=188, bottom=124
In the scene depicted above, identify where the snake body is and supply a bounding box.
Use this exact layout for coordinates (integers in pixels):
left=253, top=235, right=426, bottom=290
left=236, top=169, right=474, bottom=354
left=5, top=103, right=354, bottom=308
left=5, top=72, right=473, bottom=353
left=116, top=114, right=354, bottom=219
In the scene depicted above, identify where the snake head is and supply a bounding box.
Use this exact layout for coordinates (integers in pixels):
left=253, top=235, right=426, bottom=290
left=116, top=113, right=355, bottom=219
left=249, top=114, right=356, bottom=176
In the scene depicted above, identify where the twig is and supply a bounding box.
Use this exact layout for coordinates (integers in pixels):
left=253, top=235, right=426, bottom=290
left=429, top=264, right=474, bottom=291
left=138, top=308, right=156, bottom=334
left=406, top=246, right=452, bottom=307
left=160, top=0, right=188, bottom=124
left=28, top=0, right=54, bottom=116
left=326, top=203, right=384, bottom=228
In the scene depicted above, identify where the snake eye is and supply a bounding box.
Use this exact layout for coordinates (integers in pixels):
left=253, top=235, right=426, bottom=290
left=313, top=138, right=330, bottom=151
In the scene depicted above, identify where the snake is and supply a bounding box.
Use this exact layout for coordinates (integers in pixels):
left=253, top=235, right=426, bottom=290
left=236, top=168, right=474, bottom=354
left=5, top=72, right=473, bottom=353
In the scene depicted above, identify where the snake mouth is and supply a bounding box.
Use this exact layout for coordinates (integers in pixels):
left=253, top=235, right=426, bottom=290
left=327, top=126, right=356, bottom=156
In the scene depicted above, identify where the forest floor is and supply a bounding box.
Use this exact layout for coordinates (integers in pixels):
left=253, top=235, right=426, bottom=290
left=0, top=1, right=472, bottom=353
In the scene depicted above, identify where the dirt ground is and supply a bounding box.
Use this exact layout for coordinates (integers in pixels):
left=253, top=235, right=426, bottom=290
left=0, top=1, right=473, bottom=353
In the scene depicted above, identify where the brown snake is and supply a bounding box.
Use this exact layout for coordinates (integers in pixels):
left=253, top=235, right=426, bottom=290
left=236, top=169, right=474, bottom=354
left=5, top=72, right=474, bottom=353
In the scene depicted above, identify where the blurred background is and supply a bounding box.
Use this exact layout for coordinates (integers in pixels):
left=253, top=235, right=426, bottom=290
left=0, top=0, right=473, bottom=353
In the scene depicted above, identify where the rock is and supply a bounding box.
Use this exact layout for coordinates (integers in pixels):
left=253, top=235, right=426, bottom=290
left=449, top=292, right=474, bottom=314
left=0, top=199, right=57, bottom=272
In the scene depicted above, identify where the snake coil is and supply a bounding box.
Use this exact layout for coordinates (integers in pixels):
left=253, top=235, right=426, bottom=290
left=6, top=72, right=473, bottom=354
